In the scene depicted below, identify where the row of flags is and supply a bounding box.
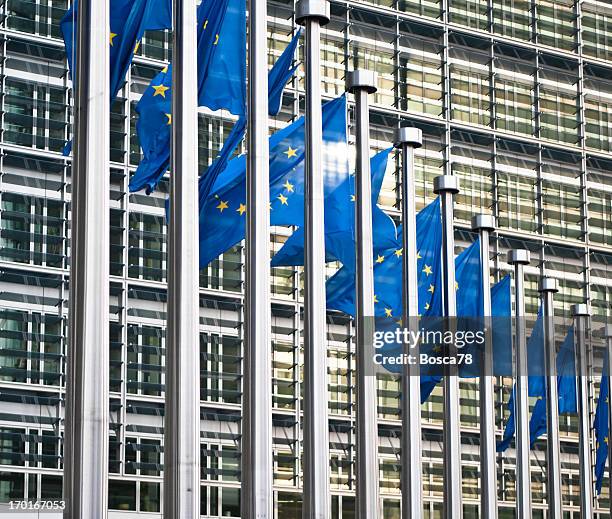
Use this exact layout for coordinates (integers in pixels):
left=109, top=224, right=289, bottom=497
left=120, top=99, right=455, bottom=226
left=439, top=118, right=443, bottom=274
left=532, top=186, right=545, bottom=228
left=60, top=0, right=611, bottom=512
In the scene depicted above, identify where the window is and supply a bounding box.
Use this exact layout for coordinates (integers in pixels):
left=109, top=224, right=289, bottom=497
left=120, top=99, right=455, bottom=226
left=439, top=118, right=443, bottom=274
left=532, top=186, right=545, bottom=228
left=127, top=325, right=163, bottom=397
left=0, top=472, right=25, bottom=501
left=140, top=481, right=160, bottom=513
left=583, top=4, right=612, bottom=61
left=128, top=213, right=166, bottom=282
left=398, top=34, right=444, bottom=118
left=108, top=480, right=136, bottom=511
left=3, top=79, right=67, bottom=152
left=537, top=0, right=576, bottom=51
left=450, top=48, right=492, bottom=127
left=493, top=0, right=532, bottom=41
left=6, top=0, right=67, bottom=38
left=449, top=0, right=488, bottom=30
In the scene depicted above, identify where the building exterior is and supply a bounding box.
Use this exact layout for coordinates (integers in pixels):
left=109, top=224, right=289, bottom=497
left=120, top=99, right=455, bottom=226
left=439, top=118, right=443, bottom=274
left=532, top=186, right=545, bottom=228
left=0, top=0, right=612, bottom=517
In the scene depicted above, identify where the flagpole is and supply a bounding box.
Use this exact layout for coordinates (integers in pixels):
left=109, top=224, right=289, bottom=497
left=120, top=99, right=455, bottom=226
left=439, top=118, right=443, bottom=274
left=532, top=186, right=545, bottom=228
left=433, top=175, right=462, bottom=519
left=296, top=2, right=331, bottom=518
left=508, top=249, right=532, bottom=519
left=572, top=303, right=594, bottom=518
left=64, top=0, right=109, bottom=516
left=539, top=277, right=562, bottom=519
left=605, top=323, right=612, bottom=509
left=164, top=0, right=201, bottom=516
left=394, top=127, right=423, bottom=519
left=471, top=215, right=497, bottom=519
left=243, top=0, right=273, bottom=516
left=347, top=69, right=380, bottom=519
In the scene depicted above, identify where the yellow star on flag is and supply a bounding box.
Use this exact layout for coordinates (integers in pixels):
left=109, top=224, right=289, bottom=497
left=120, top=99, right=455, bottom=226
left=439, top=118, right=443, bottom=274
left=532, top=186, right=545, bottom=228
left=165, top=113, right=172, bottom=125
left=203, top=20, right=208, bottom=29
left=425, top=302, right=430, bottom=310
left=152, top=84, right=170, bottom=98
left=214, top=34, right=219, bottom=45
left=394, top=248, right=403, bottom=258
left=376, top=254, right=385, bottom=264
left=162, top=66, right=168, bottom=73
left=373, top=294, right=379, bottom=304
left=110, top=32, right=118, bottom=46
left=384, top=308, right=393, bottom=318
left=133, top=40, right=141, bottom=54
left=455, top=281, right=459, bottom=290
left=216, top=200, right=229, bottom=212
left=417, top=251, right=422, bottom=260
left=422, top=264, right=432, bottom=276
left=278, top=193, right=288, bottom=205
left=283, top=180, right=294, bottom=192
left=237, top=203, right=246, bottom=215
left=284, top=146, right=298, bottom=159
left=350, top=194, right=356, bottom=202
left=428, top=284, right=435, bottom=294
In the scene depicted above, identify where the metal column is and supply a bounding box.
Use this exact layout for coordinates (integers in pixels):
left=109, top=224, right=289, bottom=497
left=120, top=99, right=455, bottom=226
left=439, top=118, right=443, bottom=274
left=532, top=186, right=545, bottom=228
left=395, top=127, right=423, bottom=519
left=296, top=2, right=331, bottom=518
left=433, top=175, right=462, bottom=519
left=605, top=324, right=612, bottom=510
left=471, top=214, right=497, bottom=519
left=165, top=0, right=201, bottom=517
left=572, top=303, right=594, bottom=518
left=539, top=278, right=562, bottom=519
left=508, top=249, right=532, bottom=519
left=347, top=69, right=380, bottom=519
left=242, top=0, right=273, bottom=517
left=394, top=128, right=423, bottom=519
left=64, top=0, right=110, bottom=517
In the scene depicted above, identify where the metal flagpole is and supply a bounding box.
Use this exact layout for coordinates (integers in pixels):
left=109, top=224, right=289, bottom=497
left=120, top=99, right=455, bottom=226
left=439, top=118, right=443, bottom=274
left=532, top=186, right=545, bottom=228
left=164, top=0, right=201, bottom=516
left=508, top=249, right=532, bottom=519
left=295, top=2, right=331, bottom=518
left=605, top=323, right=612, bottom=510
left=572, top=303, right=594, bottom=518
left=347, top=69, right=380, bottom=519
left=242, top=0, right=273, bottom=516
left=64, top=0, right=110, bottom=516
left=433, top=175, right=462, bottom=519
left=394, top=127, right=423, bottom=519
left=539, top=278, right=562, bottom=519
left=471, top=215, right=497, bottom=519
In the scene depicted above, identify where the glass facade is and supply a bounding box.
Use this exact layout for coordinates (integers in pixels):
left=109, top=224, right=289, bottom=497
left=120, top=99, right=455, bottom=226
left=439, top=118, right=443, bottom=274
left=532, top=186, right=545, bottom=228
left=0, top=0, right=611, bottom=517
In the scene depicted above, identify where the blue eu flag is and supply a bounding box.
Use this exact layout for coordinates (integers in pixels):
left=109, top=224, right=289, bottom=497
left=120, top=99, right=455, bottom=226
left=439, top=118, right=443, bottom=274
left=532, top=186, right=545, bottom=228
left=498, top=326, right=577, bottom=452
left=197, top=29, right=303, bottom=204
left=420, top=242, right=511, bottom=398
left=60, top=0, right=172, bottom=153
left=198, top=95, right=348, bottom=268
left=497, top=309, right=544, bottom=452
left=324, top=197, right=442, bottom=403
left=130, top=23, right=302, bottom=194
left=492, top=275, right=512, bottom=377
left=326, top=197, right=443, bottom=320
left=270, top=147, right=398, bottom=268
left=529, top=327, right=577, bottom=445
left=61, top=0, right=172, bottom=99
left=419, top=238, right=483, bottom=399
left=129, top=0, right=246, bottom=193
left=595, top=358, right=609, bottom=494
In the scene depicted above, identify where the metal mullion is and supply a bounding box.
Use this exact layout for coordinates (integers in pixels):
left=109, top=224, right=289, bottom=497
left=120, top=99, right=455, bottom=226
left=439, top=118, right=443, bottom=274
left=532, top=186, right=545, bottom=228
left=42, top=196, right=48, bottom=266
left=442, top=0, right=452, bottom=177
